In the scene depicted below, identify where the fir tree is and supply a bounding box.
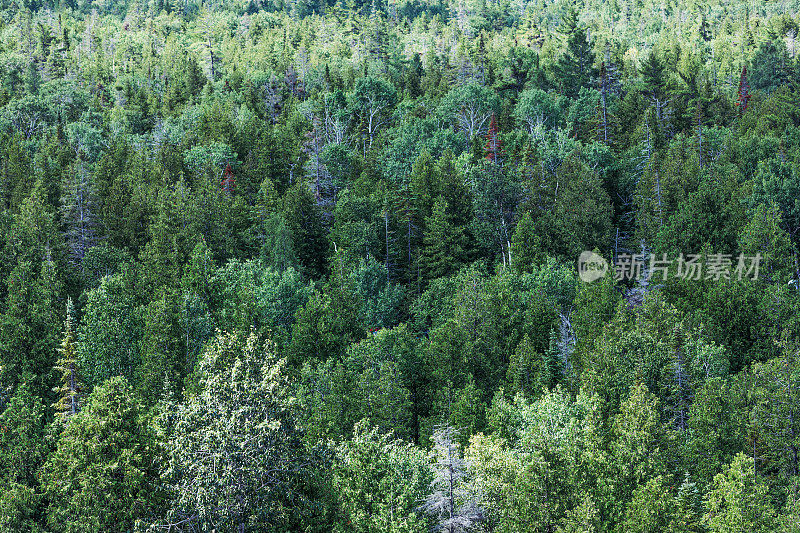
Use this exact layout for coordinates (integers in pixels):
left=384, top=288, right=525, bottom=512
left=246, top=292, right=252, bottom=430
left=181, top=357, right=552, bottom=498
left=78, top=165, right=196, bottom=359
left=509, top=211, right=541, bottom=272
left=540, top=327, right=564, bottom=391
left=421, top=196, right=466, bottom=283
left=641, top=51, right=668, bottom=125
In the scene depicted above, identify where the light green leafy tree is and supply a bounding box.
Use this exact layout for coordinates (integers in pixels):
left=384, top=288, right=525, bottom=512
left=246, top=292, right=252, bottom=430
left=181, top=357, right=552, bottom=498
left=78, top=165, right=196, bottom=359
left=702, top=453, right=777, bottom=533
left=332, top=421, right=431, bottom=533
left=159, top=331, right=310, bottom=532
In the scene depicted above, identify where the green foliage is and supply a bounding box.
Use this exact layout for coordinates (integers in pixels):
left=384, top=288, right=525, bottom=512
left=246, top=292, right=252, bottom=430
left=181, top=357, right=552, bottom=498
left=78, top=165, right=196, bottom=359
left=514, top=88, right=566, bottom=136
left=0, top=259, right=62, bottom=398
left=52, top=298, right=83, bottom=421
left=160, top=331, right=310, bottom=532
left=298, top=326, right=415, bottom=442
left=77, top=272, right=141, bottom=389
left=211, top=260, right=312, bottom=338
left=282, top=181, right=328, bottom=278
left=509, top=211, right=542, bottom=272
left=0, top=381, right=48, bottom=521
left=2, top=2, right=800, bottom=530
left=332, top=421, right=431, bottom=533
left=288, top=280, right=364, bottom=366
left=439, top=82, right=500, bottom=142
left=421, top=196, right=468, bottom=282
left=40, top=376, right=163, bottom=533
left=702, top=453, right=777, bottom=532
left=525, top=155, right=612, bottom=260
left=554, top=8, right=597, bottom=99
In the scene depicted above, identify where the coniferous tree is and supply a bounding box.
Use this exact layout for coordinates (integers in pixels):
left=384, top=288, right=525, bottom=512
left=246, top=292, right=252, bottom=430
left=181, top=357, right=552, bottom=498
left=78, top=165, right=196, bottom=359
left=736, top=66, right=752, bottom=112
left=509, top=211, right=541, bottom=272
left=0, top=258, right=62, bottom=398
left=283, top=181, right=328, bottom=278
left=421, top=196, right=466, bottom=283
left=540, top=327, right=565, bottom=391
left=42, top=377, right=164, bottom=530
left=52, top=297, right=83, bottom=421
left=555, top=8, right=597, bottom=98
left=640, top=51, right=669, bottom=128
left=0, top=380, right=47, bottom=532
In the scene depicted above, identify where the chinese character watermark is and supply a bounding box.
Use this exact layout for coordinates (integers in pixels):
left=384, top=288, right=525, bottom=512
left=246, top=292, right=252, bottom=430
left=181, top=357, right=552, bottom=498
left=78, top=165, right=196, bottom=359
left=578, top=252, right=762, bottom=282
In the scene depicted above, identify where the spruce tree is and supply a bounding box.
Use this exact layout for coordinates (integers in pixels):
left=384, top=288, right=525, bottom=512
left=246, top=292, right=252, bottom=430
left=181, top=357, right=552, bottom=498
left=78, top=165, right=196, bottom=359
left=540, top=327, right=564, bottom=391
left=0, top=380, right=47, bottom=531
left=640, top=51, right=668, bottom=125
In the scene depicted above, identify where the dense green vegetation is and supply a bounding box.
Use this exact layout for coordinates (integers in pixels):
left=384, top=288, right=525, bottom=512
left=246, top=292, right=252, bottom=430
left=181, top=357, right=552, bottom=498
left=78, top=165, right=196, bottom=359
left=2, top=0, right=800, bottom=530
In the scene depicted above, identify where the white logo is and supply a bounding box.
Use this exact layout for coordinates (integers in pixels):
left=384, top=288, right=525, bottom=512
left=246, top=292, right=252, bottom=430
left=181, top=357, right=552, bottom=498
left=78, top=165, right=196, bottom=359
left=578, top=251, right=608, bottom=282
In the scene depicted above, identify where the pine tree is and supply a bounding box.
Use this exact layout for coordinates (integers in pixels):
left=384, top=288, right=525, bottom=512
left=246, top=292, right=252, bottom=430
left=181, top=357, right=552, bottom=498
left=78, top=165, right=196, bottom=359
left=24, top=61, right=39, bottom=95
left=738, top=202, right=793, bottom=285
left=540, top=327, right=564, bottom=391
left=52, top=297, right=83, bottom=421
left=262, top=213, right=298, bottom=272
left=282, top=182, right=328, bottom=278
left=505, top=334, right=543, bottom=399
left=556, top=8, right=597, bottom=98
left=510, top=211, right=541, bottom=272
left=302, top=116, right=332, bottom=214
left=641, top=51, right=668, bottom=125
left=392, top=183, right=422, bottom=286
left=41, top=376, right=163, bottom=532
left=671, top=473, right=703, bottom=531
left=0, top=380, right=47, bottom=531
left=0, top=257, right=63, bottom=398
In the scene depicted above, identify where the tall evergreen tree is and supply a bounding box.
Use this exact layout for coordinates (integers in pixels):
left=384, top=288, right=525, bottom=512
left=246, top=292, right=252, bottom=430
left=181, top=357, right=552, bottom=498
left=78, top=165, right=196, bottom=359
left=555, top=8, right=597, bottom=98
left=40, top=377, right=164, bottom=532
left=0, top=381, right=47, bottom=532
left=52, top=297, right=83, bottom=421
left=420, top=196, right=467, bottom=283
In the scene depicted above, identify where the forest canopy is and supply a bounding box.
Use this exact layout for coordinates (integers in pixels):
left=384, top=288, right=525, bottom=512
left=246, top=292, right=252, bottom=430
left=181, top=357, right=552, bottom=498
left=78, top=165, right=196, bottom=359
left=1, top=0, right=800, bottom=531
